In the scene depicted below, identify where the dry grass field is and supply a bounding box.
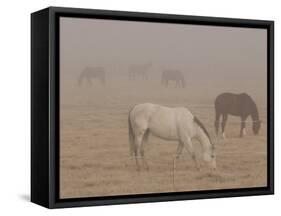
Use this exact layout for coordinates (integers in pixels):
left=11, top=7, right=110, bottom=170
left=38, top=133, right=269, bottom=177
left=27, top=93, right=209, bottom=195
left=60, top=78, right=267, bottom=199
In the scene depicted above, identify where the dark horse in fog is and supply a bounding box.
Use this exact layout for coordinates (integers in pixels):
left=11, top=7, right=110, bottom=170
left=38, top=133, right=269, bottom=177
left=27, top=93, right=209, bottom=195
left=78, top=67, right=106, bottom=86
left=128, top=62, right=152, bottom=80
left=161, top=70, right=185, bottom=88
left=214, top=93, right=261, bottom=138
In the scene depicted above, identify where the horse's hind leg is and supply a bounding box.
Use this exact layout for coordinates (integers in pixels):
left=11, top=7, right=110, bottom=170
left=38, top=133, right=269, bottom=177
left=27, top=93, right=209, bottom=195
left=134, top=135, right=142, bottom=171
left=134, top=130, right=147, bottom=171
left=141, top=130, right=150, bottom=170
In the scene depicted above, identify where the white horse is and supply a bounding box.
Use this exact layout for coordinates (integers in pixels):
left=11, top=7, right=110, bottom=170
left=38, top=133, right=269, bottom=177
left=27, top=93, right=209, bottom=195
left=128, top=103, right=216, bottom=173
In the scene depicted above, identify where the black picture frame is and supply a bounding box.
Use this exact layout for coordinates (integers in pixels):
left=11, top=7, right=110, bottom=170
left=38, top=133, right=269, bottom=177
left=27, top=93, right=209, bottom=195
left=31, top=6, right=274, bottom=209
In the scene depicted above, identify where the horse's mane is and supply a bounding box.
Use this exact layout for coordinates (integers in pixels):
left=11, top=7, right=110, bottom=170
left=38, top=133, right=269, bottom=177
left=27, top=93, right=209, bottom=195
left=240, top=93, right=259, bottom=120
left=193, top=116, right=213, bottom=147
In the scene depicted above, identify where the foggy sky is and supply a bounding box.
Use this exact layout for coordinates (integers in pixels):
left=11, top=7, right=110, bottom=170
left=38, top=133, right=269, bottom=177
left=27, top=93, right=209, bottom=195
left=60, top=17, right=267, bottom=100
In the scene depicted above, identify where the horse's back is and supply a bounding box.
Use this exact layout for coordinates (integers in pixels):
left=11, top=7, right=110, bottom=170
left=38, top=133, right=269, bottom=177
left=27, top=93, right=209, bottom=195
left=215, top=93, right=252, bottom=104
left=129, top=103, right=159, bottom=124
left=83, top=67, right=105, bottom=75
left=163, top=70, right=183, bottom=79
left=129, top=103, right=194, bottom=140
left=215, top=92, right=254, bottom=115
left=130, top=103, right=193, bottom=120
left=150, top=105, right=194, bottom=140
left=129, top=103, right=159, bottom=134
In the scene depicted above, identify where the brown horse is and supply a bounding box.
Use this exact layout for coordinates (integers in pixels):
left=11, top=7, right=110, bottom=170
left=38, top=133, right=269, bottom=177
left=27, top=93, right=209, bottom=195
left=161, top=70, right=185, bottom=88
left=78, top=67, right=106, bottom=86
left=214, top=93, right=261, bottom=138
left=128, top=62, right=152, bottom=80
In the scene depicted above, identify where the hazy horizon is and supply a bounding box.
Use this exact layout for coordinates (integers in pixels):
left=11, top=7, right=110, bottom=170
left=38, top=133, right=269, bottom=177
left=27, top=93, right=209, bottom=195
left=60, top=17, right=267, bottom=105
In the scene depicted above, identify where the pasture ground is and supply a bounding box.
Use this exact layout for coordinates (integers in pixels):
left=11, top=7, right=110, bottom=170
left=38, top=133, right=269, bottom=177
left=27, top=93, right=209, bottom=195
left=60, top=79, right=267, bottom=198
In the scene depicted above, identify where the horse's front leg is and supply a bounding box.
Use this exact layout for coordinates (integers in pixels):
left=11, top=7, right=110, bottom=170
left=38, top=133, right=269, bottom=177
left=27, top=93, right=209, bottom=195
left=175, top=141, right=184, bottom=159
left=173, top=141, right=184, bottom=189
left=240, top=117, right=247, bottom=137
left=221, top=114, right=228, bottom=139
left=183, top=138, right=200, bottom=171
left=214, top=112, right=221, bottom=136
left=173, top=141, right=184, bottom=175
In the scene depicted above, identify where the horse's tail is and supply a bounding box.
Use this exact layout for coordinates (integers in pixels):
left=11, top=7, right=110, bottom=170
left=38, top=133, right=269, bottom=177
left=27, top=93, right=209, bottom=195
left=128, top=110, right=135, bottom=156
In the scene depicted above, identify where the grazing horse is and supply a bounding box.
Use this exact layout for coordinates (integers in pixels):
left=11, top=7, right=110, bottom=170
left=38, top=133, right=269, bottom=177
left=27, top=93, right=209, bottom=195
left=161, top=70, right=185, bottom=88
left=78, top=67, right=106, bottom=86
left=214, top=93, right=261, bottom=138
left=128, top=103, right=216, bottom=173
left=128, top=62, right=152, bottom=80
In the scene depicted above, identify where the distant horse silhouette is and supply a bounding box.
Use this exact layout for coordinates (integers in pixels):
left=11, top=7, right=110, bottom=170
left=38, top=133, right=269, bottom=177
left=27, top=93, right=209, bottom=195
left=214, top=93, right=261, bottom=138
left=128, top=103, right=216, bottom=173
left=128, top=62, right=152, bottom=80
left=78, top=67, right=106, bottom=86
left=161, top=70, right=185, bottom=88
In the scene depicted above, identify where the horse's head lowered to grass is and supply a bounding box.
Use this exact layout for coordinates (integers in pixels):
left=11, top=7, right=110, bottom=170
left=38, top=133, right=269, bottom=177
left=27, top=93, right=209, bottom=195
left=253, top=120, right=262, bottom=135
left=203, top=141, right=216, bottom=172
left=194, top=116, right=216, bottom=171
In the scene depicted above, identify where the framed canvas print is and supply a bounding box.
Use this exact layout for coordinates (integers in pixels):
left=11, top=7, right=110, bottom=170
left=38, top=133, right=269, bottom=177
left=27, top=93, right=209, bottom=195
left=31, top=7, right=274, bottom=208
